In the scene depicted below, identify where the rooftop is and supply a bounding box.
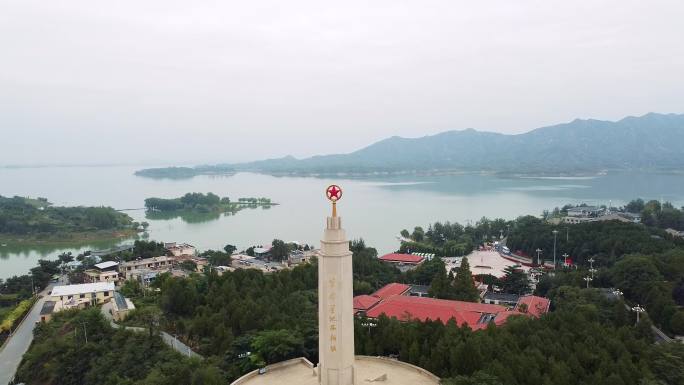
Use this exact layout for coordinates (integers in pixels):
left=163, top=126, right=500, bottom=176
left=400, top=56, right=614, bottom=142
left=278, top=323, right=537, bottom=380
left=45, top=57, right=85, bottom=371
left=113, top=292, right=135, bottom=311
left=40, top=301, right=56, bottom=315
left=372, top=283, right=410, bottom=299
left=353, top=295, right=381, bottom=311
left=567, top=206, right=600, bottom=212
left=409, top=284, right=430, bottom=295
left=359, top=283, right=550, bottom=330
left=379, top=253, right=424, bottom=264
left=483, top=292, right=520, bottom=302
left=94, top=261, right=119, bottom=270
left=366, top=295, right=506, bottom=329
left=515, top=295, right=551, bottom=317
left=121, top=255, right=173, bottom=266
left=51, top=282, right=115, bottom=297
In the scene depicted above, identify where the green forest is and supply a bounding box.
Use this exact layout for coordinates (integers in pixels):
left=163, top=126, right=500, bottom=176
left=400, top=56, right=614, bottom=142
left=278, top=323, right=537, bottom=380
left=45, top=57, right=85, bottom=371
left=12, top=203, right=684, bottom=385
left=15, top=308, right=222, bottom=385
left=398, top=213, right=684, bottom=336
left=0, top=195, right=134, bottom=239
left=625, top=198, right=684, bottom=231
left=15, top=240, right=684, bottom=385
left=144, top=192, right=273, bottom=213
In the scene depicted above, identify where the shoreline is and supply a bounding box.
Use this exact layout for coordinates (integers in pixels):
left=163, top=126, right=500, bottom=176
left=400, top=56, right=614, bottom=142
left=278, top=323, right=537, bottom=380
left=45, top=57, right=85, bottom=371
left=133, top=167, right=684, bottom=180
left=0, top=229, right=138, bottom=247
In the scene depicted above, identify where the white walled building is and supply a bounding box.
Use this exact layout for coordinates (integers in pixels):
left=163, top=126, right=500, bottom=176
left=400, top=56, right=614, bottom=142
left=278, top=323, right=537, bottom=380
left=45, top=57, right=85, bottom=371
left=50, top=282, right=115, bottom=311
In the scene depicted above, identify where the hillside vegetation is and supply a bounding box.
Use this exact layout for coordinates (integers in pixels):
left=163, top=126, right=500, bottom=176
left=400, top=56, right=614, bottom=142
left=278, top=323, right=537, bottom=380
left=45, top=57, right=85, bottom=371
left=0, top=195, right=134, bottom=239
left=137, top=113, right=684, bottom=175
left=144, top=192, right=273, bottom=213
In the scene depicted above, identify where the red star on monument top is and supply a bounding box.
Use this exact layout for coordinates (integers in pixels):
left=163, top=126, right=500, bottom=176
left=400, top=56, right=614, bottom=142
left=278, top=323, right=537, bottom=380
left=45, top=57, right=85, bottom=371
left=326, top=185, right=342, bottom=202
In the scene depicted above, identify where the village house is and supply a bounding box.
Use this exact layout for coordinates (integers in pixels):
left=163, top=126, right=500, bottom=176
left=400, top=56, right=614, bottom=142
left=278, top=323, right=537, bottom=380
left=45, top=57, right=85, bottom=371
left=41, top=282, right=116, bottom=322
left=110, top=292, right=136, bottom=321
left=174, top=255, right=209, bottom=272
left=84, top=261, right=120, bottom=285
left=288, top=249, right=316, bottom=266
left=165, top=242, right=196, bottom=257
left=119, top=256, right=175, bottom=280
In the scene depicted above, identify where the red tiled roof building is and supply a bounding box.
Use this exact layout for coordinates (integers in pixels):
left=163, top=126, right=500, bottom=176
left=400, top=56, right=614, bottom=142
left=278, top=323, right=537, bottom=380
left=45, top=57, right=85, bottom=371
left=378, top=253, right=424, bottom=264
left=354, top=282, right=550, bottom=330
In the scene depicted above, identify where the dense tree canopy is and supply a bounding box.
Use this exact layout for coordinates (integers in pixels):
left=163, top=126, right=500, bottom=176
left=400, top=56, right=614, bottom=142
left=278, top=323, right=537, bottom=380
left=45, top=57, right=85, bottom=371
left=354, top=286, right=683, bottom=385
left=500, top=265, right=532, bottom=295
left=0, top=195, right=133, bottom=235
left=452, top=257, right=480, bottom=302
left=15, top=234, right=684, bottom=385
left=15, top=308, right=223, bottom=385
left=144, top=193, right=273, bottom=214
left=506, top=216, right=676, bottom=266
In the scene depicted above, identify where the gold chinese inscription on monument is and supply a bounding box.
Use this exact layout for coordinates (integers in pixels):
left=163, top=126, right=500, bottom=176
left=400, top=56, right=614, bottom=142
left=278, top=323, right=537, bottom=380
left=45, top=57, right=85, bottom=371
left=328, top=276, right=337, bottom=352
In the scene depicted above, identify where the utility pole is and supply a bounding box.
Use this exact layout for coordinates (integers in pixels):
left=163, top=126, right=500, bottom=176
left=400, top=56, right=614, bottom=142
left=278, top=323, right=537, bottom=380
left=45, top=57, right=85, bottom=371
left=562, top=253, right=569, bottom=268
left=80, top=321, right=88, bottom=344
left=552, top=230, right=558, bottom=270
left=583, top=276, right=593, bottom=288
left=588, top=257, right=596, bottom=279
left=535, top=248, right=543, bottom=266
left=632, top=305, right=645, bottom=324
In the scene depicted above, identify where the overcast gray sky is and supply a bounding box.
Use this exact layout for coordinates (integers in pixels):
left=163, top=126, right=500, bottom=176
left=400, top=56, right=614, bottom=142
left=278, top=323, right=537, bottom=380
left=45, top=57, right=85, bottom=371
left=1, top=0, right=683, bottom=166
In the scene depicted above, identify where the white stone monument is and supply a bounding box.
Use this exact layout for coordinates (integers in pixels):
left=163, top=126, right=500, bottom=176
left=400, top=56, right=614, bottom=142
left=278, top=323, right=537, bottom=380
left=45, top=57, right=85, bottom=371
left=230, top=185, right=440, bottom=385
left=318, top=184, right=356, bottom=385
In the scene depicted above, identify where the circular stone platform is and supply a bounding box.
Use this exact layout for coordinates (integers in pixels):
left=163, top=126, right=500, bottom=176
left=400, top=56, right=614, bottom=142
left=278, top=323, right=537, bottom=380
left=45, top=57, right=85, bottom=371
left=231, top=356, right=440, bottom=385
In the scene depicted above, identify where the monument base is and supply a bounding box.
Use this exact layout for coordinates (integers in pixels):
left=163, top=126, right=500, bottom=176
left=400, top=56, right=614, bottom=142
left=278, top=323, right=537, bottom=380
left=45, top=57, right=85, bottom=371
left=230, top=356, right=439, bottom=385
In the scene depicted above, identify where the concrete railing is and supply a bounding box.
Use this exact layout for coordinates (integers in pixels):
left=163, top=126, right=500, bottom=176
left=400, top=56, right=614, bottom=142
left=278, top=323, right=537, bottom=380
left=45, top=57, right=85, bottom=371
left=355, top=355, right=441, bottom=382
left=230, top=357, right=316, bottom=385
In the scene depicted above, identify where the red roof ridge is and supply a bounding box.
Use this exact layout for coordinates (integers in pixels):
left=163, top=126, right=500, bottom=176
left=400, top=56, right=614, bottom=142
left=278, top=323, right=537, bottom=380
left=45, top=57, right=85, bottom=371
left=371, top=283, right=411, bottom=299
left=378, top=253, right=424, bottom=264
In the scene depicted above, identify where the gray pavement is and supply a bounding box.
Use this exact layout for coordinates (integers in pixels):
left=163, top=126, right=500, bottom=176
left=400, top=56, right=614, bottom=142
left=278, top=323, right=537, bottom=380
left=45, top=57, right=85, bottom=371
left=0, top=282, right=56, bottom=385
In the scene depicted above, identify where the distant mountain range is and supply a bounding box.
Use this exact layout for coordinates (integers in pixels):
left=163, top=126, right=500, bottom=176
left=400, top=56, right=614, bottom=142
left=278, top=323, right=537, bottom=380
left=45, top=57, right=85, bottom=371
left=136, top=113, right=684, bottom=177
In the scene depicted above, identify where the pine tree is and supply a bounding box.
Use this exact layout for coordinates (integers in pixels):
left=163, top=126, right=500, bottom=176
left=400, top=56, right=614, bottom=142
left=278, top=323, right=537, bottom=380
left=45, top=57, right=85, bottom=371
left=453, top=257, right=480, bottom=302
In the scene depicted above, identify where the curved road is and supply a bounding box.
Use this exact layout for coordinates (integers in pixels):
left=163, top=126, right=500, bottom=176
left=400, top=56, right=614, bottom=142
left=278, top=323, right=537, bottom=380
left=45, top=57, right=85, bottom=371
left=0, top=282, right=57, bottom=385
left=100, top=302, right=201, bottom=359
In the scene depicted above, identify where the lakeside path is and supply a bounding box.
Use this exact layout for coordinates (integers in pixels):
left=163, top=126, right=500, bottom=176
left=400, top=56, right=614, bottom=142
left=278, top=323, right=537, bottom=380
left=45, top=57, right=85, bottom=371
left=0, top=280, right=60, bottom=385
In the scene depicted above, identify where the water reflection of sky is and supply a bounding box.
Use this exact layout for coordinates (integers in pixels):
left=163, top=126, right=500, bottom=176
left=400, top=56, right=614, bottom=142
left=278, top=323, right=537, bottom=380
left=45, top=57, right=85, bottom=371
left=1, top=167, right=684, bottom=278
left=366, top=172, right=684, bottom=207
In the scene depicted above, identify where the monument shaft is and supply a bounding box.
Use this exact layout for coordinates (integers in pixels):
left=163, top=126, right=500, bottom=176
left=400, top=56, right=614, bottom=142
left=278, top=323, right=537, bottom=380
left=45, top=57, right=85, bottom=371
left=318, top=216, right=356, bottom=385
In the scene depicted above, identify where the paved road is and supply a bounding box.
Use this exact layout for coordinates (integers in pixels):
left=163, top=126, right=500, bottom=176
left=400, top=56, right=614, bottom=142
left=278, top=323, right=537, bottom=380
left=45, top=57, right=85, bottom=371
left=603, top=289, right=674, bottom=344
left=0, top=282, right=56, bottom=385
left=100, top=302, right=202, bottom=359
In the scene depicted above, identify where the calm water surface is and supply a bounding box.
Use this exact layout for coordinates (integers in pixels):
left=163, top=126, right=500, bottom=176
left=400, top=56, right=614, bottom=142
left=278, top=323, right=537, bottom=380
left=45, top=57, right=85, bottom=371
left=1, top=166, right=683, bottom=279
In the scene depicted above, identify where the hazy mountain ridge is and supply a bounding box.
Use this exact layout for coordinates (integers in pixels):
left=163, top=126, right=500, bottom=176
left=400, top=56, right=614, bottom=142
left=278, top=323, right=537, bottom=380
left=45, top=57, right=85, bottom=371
left=139, top=113, right=684, bottom=176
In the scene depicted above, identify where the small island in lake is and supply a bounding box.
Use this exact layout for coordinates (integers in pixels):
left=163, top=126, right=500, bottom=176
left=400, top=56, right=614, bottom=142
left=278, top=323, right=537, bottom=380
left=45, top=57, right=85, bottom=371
left=144, top=192, right=276, bottom=216
left=0, top=195, right=137, bottom=245
left=134, top=165, right=235, bottom=179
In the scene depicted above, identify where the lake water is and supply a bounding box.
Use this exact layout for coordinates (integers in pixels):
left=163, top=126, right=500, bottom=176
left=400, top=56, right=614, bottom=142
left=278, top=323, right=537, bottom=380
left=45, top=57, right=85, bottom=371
left=2, top=166, right=684, bottom=279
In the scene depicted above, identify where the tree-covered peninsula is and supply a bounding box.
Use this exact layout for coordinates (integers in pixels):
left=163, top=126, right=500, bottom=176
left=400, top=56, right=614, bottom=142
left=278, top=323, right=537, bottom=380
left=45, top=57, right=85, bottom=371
left=144, top=192, right=274, bottom=214
left=0, top=195, right=135, bottom=244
